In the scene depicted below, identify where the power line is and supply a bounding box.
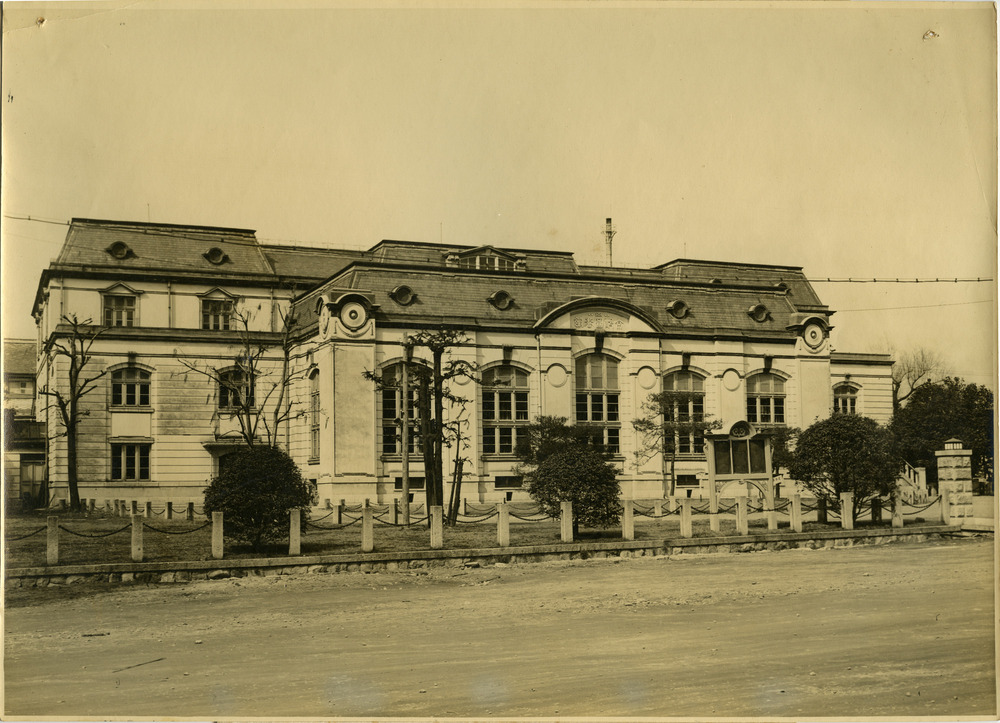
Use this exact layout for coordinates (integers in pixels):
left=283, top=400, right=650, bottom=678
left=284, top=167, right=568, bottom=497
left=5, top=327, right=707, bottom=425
left=814, top=277, right=992, bottom=283
left=3, top=214, right=69, bottom=226
left=837, top=299, right=994, bottom=312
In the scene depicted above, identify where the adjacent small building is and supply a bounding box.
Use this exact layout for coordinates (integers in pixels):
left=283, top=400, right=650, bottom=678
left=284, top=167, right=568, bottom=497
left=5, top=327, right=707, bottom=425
left=27, top=218, right=894, bottom=508
left=3, top=339, right=47, bottom=507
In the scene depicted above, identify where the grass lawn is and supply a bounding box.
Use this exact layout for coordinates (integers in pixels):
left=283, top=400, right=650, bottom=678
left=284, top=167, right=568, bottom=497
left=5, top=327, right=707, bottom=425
left=4, top=502, right=942, bottom=569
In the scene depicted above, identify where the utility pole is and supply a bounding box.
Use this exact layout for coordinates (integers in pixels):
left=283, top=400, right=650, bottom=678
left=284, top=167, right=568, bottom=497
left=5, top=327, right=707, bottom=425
left=401, top=336, right=412, bottom=526
left=605, top=217, right=616, bottom=267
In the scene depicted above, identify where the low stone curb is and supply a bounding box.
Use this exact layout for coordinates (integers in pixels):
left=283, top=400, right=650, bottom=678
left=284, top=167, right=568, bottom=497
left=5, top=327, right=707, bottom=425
left=5, top=524, right=972, bottom=588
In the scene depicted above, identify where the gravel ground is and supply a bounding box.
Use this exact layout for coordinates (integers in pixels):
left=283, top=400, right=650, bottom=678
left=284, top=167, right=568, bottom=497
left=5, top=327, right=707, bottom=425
left=4, top=535, right=995, bottom=720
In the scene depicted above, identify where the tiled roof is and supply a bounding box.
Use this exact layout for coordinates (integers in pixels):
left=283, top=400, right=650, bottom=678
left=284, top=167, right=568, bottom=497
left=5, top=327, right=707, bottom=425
left=653, top=259, right=823, bottom=307
left=296, top=265, right=804, bottom=337
left=261, top=245, right=364, bottom=283
left=369, top=240, right=579, bottom=274
left=3, top=339, right=36, bottom=375
left=54, top=219, right=274, bottom=276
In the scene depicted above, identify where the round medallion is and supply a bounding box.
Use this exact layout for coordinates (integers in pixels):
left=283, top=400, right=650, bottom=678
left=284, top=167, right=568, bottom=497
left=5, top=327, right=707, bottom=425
left=637, top=366, right=657, bottom=390
left=803, top=323, right=825, bottom=349
left=339, top=301, right=368, bottom=330
left=546, top=364, right=568, bottom=388
left=722, top=369, right=742, bottom=391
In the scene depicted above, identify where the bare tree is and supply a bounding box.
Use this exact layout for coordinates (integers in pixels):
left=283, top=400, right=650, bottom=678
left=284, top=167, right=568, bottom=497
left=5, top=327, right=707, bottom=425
left=364, top=329, right=476, bottom=522
left=892, top=347, right=944, bottom=413
left=38, top=314, right=109, bottom=511
left=179, top=306, right=305, bottom=448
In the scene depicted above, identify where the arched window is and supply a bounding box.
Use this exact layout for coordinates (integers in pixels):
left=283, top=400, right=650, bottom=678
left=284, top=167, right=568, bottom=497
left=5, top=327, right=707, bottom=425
left=380, top=362, right=421, bottom=455
left=833, top=384, right=858, bottom=415
left=111, top=368, right=150, bottom=406
left=309, top=369, right=320, bottom=460
left=662, top=371, right=706, bottom=454
left=481, top=366, right=530, bottom=455
left=219, top=368, right=254, bottom=410
left=575, top=353, right=620, bottom=453
left=746, top=373, right=785, bottom=426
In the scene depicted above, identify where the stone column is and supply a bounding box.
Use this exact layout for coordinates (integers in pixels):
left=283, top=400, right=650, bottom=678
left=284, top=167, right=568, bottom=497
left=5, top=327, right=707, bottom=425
left=936, top=439, right=974, bottom=525
left=765, top=480, right=778, bottom=531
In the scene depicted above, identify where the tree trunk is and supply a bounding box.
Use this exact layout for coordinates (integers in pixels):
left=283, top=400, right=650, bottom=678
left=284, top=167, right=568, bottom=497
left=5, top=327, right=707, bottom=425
left=66, top=423, right=81, bottom=512
left=418, top=375, right=437, bottom=513
left=432, top=348, right=445, bottom=511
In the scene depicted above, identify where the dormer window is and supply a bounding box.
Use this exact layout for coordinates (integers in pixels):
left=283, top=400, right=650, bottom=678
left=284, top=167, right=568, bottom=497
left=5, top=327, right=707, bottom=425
left=203, top=247, right=231, bottom=265
left=747, top=303, right=771, bottom=323
left=454, top=246, right=523, bottom=272
left=666, top=300, right=689, bottom=319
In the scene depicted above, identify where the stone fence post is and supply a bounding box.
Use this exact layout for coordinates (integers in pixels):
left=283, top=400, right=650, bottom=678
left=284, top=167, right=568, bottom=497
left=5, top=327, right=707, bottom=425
left=560, top=501, right=573, bottom=542
left=497, top=502, right=510, bottom=547
left=840, top=492, right=854, bottom=530
left=211, top=511, right=224, bottom=559
left=429, top=506, right=443, bottom=549
left=131, top=514, right=144, bottom=562
left=735, top=496, right=749, bottom=536
left=622, top=499, right=634, bottom=541
left=362, top=504, right=375, bottom=552
left=46, top=516, right=59, bottom=565
left=679, top=498, right=693, bottom=538
left=936, top=439, right=974, bottom=525
left=289, top=508, right=301, bottom=556
left=790, top=494, right=803, bottom=533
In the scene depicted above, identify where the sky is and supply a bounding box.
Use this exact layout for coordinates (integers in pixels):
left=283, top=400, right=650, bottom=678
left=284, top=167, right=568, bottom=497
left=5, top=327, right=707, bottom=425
left=2, top=1, right=996, bottom=388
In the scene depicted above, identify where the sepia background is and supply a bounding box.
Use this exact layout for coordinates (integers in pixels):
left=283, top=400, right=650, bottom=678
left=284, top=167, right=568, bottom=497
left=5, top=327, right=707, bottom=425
left=2, top=0, right=996, bottom=390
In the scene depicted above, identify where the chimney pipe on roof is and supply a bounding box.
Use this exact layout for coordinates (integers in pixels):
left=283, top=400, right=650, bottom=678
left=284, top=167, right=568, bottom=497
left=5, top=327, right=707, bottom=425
left=605, top=218, right=616, bottom=267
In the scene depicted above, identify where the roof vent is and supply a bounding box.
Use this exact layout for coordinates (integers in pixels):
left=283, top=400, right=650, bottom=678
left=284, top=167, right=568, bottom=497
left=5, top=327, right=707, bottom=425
left=106, top=241, right=136, bottom=260
left=203, top=247, right=231, bottom=265
left=747, top=303, right=771, bottom=323
left=666, top=300, right=689, bottom=319
left=488, top=290, right=515, bottom=311
left=389, top=285, right=417, bottom=306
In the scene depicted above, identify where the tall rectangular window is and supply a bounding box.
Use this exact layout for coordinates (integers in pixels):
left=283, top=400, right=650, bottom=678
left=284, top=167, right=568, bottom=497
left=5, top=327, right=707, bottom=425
left=103, top=295, right=136, bottom=327
left=309, top=371, right=320, bottom=460
left=481, top=366, right=530, bottom=455
left=746, top=373, right=786, bottom=426
left=111, top=443, right=151, bottom=480
left=380, top=363, right=421, bottom=455
left=574, top=354, right=620, bottom=454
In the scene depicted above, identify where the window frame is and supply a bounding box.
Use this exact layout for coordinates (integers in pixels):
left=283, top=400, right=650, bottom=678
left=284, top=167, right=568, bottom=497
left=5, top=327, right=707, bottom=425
left=218, top=368, right=255, bottom=411
left=309, top=369, right=320, bottom=461
left=110, top=367, right=152, bottom=407
left=110, top=442, right=151, bottom=481
left=201, top=297, right=235, bottom=331
left=379, top=362, right=425, bottom=457
left=481, top=365, right=531, bottom=456
left=833, top=383, right=859, bottom=415
left=745, top=373, right=787, bottom=426
left=574, top=353, right=621, bottom=455
left=103, top=294, right=137, bottom=328
left=661, top=370, right=707, bottom=455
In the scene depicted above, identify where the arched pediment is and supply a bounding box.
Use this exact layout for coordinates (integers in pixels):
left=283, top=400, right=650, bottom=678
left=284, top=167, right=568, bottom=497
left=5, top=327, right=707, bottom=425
left=534, top=297, right=663, bottom=333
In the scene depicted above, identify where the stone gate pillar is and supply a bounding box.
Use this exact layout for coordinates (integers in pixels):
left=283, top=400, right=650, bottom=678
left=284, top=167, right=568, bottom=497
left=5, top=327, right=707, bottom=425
left=935, top=438, right=973, bottom=525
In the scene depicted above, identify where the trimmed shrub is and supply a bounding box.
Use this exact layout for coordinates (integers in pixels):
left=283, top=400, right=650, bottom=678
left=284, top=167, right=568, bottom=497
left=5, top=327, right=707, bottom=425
left=203, top=446, right=315, bottom=552
left=527, top=449, right=621, bottom=532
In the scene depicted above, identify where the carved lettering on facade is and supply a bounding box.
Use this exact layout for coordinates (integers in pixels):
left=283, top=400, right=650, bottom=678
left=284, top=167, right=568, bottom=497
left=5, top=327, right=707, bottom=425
left=571, top=312, right=626, bottom=331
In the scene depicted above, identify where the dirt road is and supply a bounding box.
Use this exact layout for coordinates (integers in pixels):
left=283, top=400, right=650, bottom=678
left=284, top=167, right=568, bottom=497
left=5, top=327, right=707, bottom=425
left=4, top=537, right=995, bottom=719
